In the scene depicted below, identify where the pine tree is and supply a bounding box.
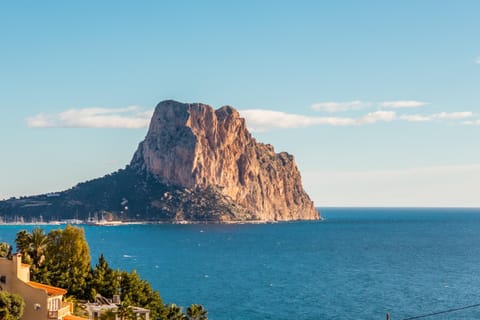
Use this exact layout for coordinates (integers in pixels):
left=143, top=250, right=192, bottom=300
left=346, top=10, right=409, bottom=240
left=119, top=270, right=165, bottom=320
left=90, top=254, right=120, bottom=299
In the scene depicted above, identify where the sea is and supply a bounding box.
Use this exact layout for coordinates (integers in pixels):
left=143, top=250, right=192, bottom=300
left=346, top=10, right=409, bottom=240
left=2, top=207, right=480, bottom=320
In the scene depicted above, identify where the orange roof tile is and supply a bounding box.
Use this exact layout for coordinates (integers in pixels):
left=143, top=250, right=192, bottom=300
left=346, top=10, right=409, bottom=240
left=63, top=315, right=89, bottom=320
left=28, top=281, right=67, bottom=295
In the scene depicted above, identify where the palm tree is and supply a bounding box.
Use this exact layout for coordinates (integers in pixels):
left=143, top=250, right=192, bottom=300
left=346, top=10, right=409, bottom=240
left=186, top=304, right=208, bottom=320
left=0, top=242, right=12, bottom=258
left=30, top=227, right=48, bottom=265
left=15, top=230, right=31, bottom=256
left=15, top=228, right=48, bottom=265
left=164, top=304, right=186, bottom=320
left=15, top=228, right=49, bottom=282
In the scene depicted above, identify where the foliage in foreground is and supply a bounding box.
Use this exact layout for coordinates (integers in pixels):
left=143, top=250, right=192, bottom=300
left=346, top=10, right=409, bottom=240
left=12, top=226, right=207, bottom=320
left=0, top=291, right=25, bottom=320
left=0, top=242, right=12, bottom=259
left=16, top=225, right=90, bottom=298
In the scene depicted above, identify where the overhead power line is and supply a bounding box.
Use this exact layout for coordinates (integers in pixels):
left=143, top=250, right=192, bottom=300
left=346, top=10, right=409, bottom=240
left=396, top=302, right=480, bottom=320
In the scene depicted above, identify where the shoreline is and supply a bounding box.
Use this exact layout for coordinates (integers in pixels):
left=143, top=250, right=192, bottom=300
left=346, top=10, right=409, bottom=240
left=0, top=218, right=323, bottom=227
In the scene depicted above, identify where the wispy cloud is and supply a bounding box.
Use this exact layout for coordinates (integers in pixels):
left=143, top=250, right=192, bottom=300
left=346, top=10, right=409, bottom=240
left=241, top=107, right=475, bottom=131
left=357, top=111, right=396, bottom=124
left=475, top=56, right=480, bottom=64
left=240, top=110, right=354, bottom=131
left=398, top=114, right=432, bottom=122
left=26, top=106, right=152, bottom=129
left=240, top=109, right=395, bottom=131
left=380, top=100, right=428, bottom=108
left=400, top=112, right=473, bottom=122
left=311, top=99, right=429, bottom=112
left=463, top=119, right=480, bottom=126
left=311, top=100, right=371, bottom=112
left=434, top=112, right=473, bottom=120
left=27, top=104, right=476, bottom=132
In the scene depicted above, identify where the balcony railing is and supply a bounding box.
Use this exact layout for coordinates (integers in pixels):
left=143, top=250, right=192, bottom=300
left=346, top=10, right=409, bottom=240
left=48, top=302, right=71, bottom=319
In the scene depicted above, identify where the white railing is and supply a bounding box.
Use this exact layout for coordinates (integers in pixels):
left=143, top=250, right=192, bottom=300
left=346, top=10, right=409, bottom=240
left=48, top=302, right=71, bottom=319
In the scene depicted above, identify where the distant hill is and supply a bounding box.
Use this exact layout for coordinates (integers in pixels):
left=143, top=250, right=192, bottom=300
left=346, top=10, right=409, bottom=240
left=0, top=100, right=319, bottom=223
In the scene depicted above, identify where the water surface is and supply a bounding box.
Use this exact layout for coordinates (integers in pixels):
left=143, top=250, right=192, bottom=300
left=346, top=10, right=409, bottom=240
left=2, top=208, right=480, bottom=319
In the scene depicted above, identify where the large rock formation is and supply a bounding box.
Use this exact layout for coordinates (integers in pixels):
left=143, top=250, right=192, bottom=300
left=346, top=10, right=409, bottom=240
left=130, top=100, right=319, bottom=221
left=0, top=100, right=319, bottom=223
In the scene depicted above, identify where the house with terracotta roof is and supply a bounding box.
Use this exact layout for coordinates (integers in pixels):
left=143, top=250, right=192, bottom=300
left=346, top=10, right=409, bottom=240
left=0, top=253, right=88, bottom=320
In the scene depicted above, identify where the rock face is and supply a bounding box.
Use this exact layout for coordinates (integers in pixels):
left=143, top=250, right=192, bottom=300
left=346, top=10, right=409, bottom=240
left=0, top=100, right=319, bottom=223
left=130, top=100, right=319, bottom=221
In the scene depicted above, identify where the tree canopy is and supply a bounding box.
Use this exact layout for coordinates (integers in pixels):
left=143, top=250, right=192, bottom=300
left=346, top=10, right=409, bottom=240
left=90, top=254, right=120, bottom=299
left=15, top=228, right=48, bottom=281
left=0, top=291, right=25, bottom=320
left=186, top=304, right=208, bottom=320
left=0, top=243, right=12, bottom=259
left=46, top=225, right=92, bottom=298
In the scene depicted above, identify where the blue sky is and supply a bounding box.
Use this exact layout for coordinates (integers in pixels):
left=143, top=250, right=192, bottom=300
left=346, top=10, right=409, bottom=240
left=1, top=1, right=479, bottom=206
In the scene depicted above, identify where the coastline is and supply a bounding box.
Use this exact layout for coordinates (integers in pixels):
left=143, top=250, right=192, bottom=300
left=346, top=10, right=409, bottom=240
left=0, top=218, right=323, bottom=227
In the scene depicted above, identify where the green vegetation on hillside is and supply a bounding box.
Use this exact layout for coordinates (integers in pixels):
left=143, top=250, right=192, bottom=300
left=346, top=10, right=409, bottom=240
left=0, top=167, right=245, bottom=223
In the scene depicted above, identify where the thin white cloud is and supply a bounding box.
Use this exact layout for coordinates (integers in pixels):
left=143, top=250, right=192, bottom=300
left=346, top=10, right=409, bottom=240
left=400, top=112, right=473, bottom=122
left=26, top=106, right=151, bottom=129
left=311, top=100, right=429, bottom=112
left=399, top=114, right=432, bottom=122
left=242, top=107, right=475, bottom=131
left=380, top=100, right=428, bottom=108
left=27, top=105, right=476, bottom=131
left=311, top=100, right=371, bottom=112
left=434, top=111, right=473, bottom=120
left=240, top=109, right=395, bottom=131
left=475, top=56, right=480, bottom=64
left=357, top=111, right=396, bottom=124
left=463, top=119, right=480, bottom=126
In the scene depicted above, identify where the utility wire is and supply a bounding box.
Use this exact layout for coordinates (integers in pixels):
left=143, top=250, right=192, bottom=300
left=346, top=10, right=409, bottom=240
left=400, top=302, right=480, bottom=320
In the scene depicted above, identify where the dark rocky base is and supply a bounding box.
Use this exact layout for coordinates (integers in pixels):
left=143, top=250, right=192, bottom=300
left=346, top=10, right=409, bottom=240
left=0, top=166, right=262, bottom=223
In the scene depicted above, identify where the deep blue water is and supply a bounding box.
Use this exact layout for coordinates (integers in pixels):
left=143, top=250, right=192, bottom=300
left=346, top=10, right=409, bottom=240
left=2, top=208, right=480, bottom=320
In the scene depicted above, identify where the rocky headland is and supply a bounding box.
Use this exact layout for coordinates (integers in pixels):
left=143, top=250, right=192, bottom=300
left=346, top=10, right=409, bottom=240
left=0, top=100, right=320, bottom=223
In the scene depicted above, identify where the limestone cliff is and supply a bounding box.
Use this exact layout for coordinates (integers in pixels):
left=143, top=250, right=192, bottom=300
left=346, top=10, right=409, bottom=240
left=0, top=100, right=319, bottom=223
left=130, top=100, right=319, bottom=221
